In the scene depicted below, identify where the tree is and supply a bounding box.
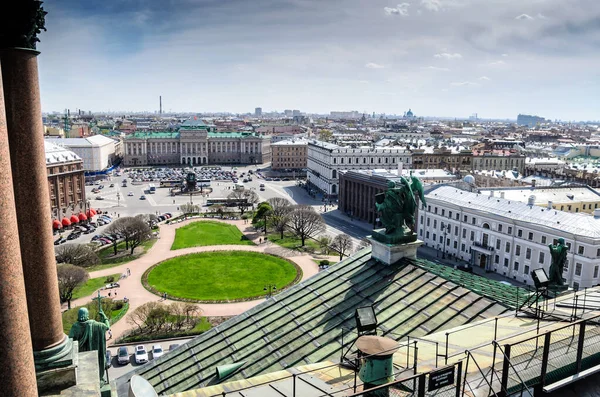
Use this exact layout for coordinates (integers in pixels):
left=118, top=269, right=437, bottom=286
left=318, top=235, right=332, bottom=254
left=55, top=244, right=100, bottom=268
left=209, top=204, right=225, bottom=218
left=318, top=129, right=333, bottom=142
left=180, top=203, right=199, bottom=216
left=106, top=217, right=131, bottom=254
left=285, top=205, right=326, bottom=246
left=228, top=189, right=259, bottom=214
left=267, top=198, right=292, bottom=239
left=135, top=213, right=158, bottom=226
left=123, top=217, right=152, bottom=255
left=358, top=238, right=371, bottom=250
left=252, top=202, right=273, bottom=233
left=331, top=234, right=353, bottom=261
left=57, top=264, right=89, bottom=309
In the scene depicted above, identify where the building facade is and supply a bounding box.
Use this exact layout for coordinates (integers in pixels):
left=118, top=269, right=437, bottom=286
left=123, top=126, right=271, bottom=167
left=271, top=140, right=308, bottom=170
left=45, top=141, right=86, bottom=222
left=471, top=150, right=526, bottom=174
left=411, top=147, right=473, bottom=171
left=419, top=185, right=600, bottom=289
left=45, top=134, right=120, bottom=172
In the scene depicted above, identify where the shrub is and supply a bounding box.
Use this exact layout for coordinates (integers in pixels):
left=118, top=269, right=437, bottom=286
left=320, top=260, right=330, bottom=266
left=105, top=276, right=115, bottom=283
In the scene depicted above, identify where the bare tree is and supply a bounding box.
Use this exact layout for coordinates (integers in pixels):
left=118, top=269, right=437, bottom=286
left=106, top=217, right=131, bottom=254
left=127, top=301, right=160, bottom=332
left=57, top=264, right=89, bottom=309
left=135, top=213, right=158, bottom=226
left=180, top=203, right=199, bottom=216
left=358, top=238, right=371, bottom=250
left=123, top=217, right=152, bottom=255
left=331, top=234, right=353, bottom=261
left=55, top=244, right=100, bottom=268
left=268, top=198, right=292, bottom=239
left=285, top=205, right=326, bottom=246
left=228, top=189, right=259, bottom=214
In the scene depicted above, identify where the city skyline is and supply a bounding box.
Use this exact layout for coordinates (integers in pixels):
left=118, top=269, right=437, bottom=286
left=38, top=0, right=599, bottom=120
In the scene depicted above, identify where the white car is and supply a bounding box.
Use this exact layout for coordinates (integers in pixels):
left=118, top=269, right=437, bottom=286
left=152, top=344, right=164, bottom=359
left=128, top=191, right=134, bottom=196
left=135, top=345, right=148, bottom=364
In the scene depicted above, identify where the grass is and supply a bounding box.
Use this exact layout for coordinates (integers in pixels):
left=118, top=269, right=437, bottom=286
left=88, top=238, right=157, bottom=272
left=146, top=251, right=299, bottom=301
left=62, top=298, right=128, bottom=334
left=71, top=273, right=121, bottom=300
left=171, top=221, right=254, bottom=250
left=267, top=232, right=320, bottom=252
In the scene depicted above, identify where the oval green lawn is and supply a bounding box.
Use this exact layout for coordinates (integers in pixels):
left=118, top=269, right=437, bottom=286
left=171, top=221, right=254, bottom=250
left=147, top=252, right=299, bottom=301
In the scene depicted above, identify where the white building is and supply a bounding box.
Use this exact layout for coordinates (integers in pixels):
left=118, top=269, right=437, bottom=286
left=45, top=135, right=120, bottom=172
left=307, top=140, right=412, bottom=196
left=419, top=185, right=600, bottom=289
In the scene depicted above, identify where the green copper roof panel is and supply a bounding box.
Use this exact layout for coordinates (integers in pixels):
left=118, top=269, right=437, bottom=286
left=114, top=249, right=512, bottom=396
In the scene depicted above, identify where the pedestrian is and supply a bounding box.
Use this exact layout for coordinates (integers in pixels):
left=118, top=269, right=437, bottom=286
left=259, top=238, right=262, bottom=244
left=108, top=291, right=111, bottom=297
left=115, top=291, right=117, bottom=297
left=107, top=329, right=112, bottom=339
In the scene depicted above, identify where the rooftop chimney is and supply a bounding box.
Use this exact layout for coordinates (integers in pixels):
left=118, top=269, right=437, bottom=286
left=594, top=209, right=600, bottom=219
left=547, top=201, right=553, bottom=210
left=357, top=336, right=399, bottom=391
left=500, top=192, right=505, bottom=199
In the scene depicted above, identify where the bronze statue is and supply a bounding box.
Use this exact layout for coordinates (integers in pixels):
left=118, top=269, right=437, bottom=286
left=548, top=238, right=568, bottom=286
left=373, top=174, right=426, bottom=244
left=68, top=292, right=110, bottom=381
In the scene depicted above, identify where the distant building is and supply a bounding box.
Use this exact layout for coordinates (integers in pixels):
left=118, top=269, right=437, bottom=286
left=292, top=109, right=301, bottom=117
left=517, top=114, right=545, bottom=127
left=254, top=107, right=262, bottom=117
left=411, top=147, right=473, bottom=171
left=307, top=141, right=411, bottom=197
left=122, top=118, right=271, bottom=166
left=284, top=109, right=293, bottom=117
left=45, top=135, right=120, bottom=172
left=471, top=149, right=526, bottom=174
left=330, top=110, right=361, bottom=119
left=44, top=141, right=86, bottom=224
left=271, top=139, right=308, bottom=170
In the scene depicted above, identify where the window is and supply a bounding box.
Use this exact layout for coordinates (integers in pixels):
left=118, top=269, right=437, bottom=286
left=439, top=235, right=443, bottom=243
left=595, top=266, right=599, bottom=278
left=462, top=229, right=466, bottom=238
left=446, top=238, right=450, bottom=246
left=575, top=263, right=582, bottom=276
left=504, top=258, right=509, bottom=267
left=426, top=231, right=430, bottom=239
left=442, top=209, right=445, bottom=216
left=541, top=236, right=546, bottom=244
left=472, top=217, right=476, bottom=225
left=428, top=205, right=431, bottom=212
left=528, top=232, right=533, bottom=241
left=456, top=213, right=459, bottom=220
left=564, top=261, right=569, bottom=271
left=514, top=262, right=519, bottom=271
left=449, top=211, right=453, bottom=219
left=574, top=282, right=580, bottom=291
left=566, top=242, right=571, bottom=251
left=578, top=246, right=585, bottom=255
left=420, top=216, right=423, bottom=224
left=495, top=255, right=499, bottom=264
left=427, top=218, right=431, bottom=226
left=461, top=243, right=466, bottom=252
left=419, top=229, right=423, bottom=236
left=454, top=226, right=458, bottom=235
left=496, top=240, right=501, bottom=250
left=505, top=242, right=510, bottom=253
left=508, top=227, right=513, bottom=234
left=524, top=265, right=530, bottom=275
left=525, top=248, right=531, bottom=260
left=434, top=207, right=438, bottom=214
left=464, top=215, right=467, bottom=222
left=517, top=229, right=523, bottom=238
left=433, top=220, right=437, bottom=228
left=433, top=233, right=437, bottom=241
left=498, top=224, right=503, bottom=232
left=515, top=245, right=521, bottom=256
left=470, top=231, right=475, bottom=241
left=539, top=252, right=545, bottom=264
left=597, top=248, right=600, bottom=257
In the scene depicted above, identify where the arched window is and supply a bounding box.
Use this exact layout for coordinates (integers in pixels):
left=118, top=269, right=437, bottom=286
left=482, top=223, right=490, bottom=229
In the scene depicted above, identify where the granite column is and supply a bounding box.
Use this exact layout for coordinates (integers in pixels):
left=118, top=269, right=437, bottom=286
left=0, top=60, right=39, bottom=396
left=1, top=49, right=70, bottom=357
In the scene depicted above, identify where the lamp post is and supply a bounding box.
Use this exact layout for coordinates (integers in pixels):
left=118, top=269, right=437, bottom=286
left=264, top=284, right=277, bottom=298
left=116, top=192, right=120, bottom=207
left=441, top=222, right=450, bottom=259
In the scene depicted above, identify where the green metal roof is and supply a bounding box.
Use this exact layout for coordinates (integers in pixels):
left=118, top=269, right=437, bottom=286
left=125, top=132, right=180, bottom=140
left=207, top=131, right=260, bottom=139
left=114, top=249, right=510, bottom=396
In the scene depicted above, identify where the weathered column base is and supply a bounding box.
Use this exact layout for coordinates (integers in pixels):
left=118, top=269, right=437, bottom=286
left=35, top=338, right=77, bottom=393
left=369, top=237, right=423, bottom=265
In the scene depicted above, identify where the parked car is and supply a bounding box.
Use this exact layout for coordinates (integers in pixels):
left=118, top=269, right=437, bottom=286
left=91, top=235, right=102, bottom=241
left=105, top=282, right=120, bottom=289
left=140, top=195, right=146, bottom=200
left=169, top=344, right=180, bottom=352
left=96, top=196, right=104, bottom=200
left=54, top=236, right=66, bottom=245
left=128, top=191, right=134, bottom=196
left=109, top=184, right=114, bottom=188
left=260, top=187, right=265, bottom=191
left=97, top=220, right=106, bottom=226
left=67, top=232, right=80, bottom=241
left=99, top=237, right=112, bottom=245
left=117, top=346, right=130, bottom=365
left=152, top=345, right=164, bottom=360
left=105, top=350, right=112, bottom=369
left=135, top=345, right=148, bottom=364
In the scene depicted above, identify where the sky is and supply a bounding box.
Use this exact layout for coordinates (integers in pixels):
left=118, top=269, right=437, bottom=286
left=37, top=0, right=600, bottom=120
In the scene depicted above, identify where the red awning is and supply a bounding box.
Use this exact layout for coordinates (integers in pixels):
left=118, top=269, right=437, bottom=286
left=70, top=215, right=79, bottom=224
left=78, top=213, right=87, bottom=221
left=52, top=219, right=62, bottom=229
left=61, top=217, right=71, bottom=226
left=86, top=210, right=93, bottom=218
left=90, top=208, right=97, bottom=216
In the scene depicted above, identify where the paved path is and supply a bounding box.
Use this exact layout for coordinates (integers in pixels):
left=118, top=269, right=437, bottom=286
left=69, top=217, right=320, bottom=344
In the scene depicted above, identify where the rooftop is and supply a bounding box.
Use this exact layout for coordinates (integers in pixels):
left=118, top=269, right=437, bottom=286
left=115, top=248, right=513, bottom=396
left=480, top=186, right=600, bottom=205
left=125, top=132, right=180, bottom=140
left=45, top=134, right=116, bottom=147
left=427, top=185, right=600, bottom=239
left=44, top=141, right=81, bottom=164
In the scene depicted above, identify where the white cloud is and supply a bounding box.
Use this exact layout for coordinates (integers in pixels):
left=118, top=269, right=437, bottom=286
left=478, top=76, right=491, bottom=81
left=501, top=53, right=509, bottom=57
left=384, top=3, right=410, bottom=16
left=421, top=0, right=442, bottom=12
left=451, top=81, right=480, bottom=87
left=434, top=52, right=462, bottom=59
left=537, top=13, right=547, bottom=20
left=489, top=60, right=506, bottom=66
left=423, top=66, right=450, bottom=71
left=365, top=62, right=385, bottom=69
left=358, top=80, right=370, bottom=84
left=515, top=14, right=534, bottom=20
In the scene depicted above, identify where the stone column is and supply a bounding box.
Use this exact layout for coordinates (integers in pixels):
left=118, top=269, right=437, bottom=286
left=0, top=59, right=39, bottom=397
left=1, top=48, right=72, bottom=362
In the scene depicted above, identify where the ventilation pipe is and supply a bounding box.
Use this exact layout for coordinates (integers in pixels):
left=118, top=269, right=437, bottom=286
left=547, top=201, right=553, bottom=210
left=500, top=192, right=505, bottom=199
left=594, top=209, right=600, bottom=219
left=215, top=361, right=246, bottom=381
left=528, top=195, right=536, bottom=207
left=489, top=191, right=494, bottom=197
left=357, top=336, right=399, bottom=393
